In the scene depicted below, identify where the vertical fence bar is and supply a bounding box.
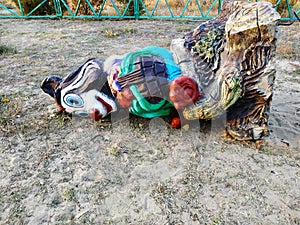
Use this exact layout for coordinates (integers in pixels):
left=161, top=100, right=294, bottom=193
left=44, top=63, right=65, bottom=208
left=134, top=0, right=139, bottom=20
left=54, top=0, right=62, bottom=17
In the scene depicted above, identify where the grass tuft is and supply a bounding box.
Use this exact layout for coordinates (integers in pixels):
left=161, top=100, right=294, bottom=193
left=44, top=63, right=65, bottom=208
left=0, top=44, right=17, bottom=55
left=103, top=28, right=120, bottom=38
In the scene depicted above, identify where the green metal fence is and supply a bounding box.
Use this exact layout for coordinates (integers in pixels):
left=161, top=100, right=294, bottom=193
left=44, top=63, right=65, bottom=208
left=0, top=0, right=299, bottom=20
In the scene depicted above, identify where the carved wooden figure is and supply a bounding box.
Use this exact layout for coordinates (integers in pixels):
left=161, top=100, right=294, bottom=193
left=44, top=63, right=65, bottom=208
left=41, top=0, right=281, bottom=141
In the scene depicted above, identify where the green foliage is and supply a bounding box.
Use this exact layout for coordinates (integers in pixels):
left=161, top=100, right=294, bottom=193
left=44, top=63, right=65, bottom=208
left=0, top=44, right=16, bottom=55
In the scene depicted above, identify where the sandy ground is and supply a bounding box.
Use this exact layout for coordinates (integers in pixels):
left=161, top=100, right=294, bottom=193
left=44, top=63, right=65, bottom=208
left=0, top=19, right=299, bottom=224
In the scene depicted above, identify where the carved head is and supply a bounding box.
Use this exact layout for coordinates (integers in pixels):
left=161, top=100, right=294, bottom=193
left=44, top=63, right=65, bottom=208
left=41, top=58, right=117, bottom=120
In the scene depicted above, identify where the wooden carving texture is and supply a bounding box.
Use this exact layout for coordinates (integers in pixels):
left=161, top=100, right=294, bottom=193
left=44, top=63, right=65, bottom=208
left=179, top=0, right=281, bottom=140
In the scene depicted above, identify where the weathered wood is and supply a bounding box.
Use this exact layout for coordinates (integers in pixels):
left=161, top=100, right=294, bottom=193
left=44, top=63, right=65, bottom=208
left=171, top=0, right=281, bottom=140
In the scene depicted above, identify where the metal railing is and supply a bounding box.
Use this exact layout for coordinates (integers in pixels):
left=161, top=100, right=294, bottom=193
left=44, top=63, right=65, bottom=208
left=0, top=0, right=299, bottom=20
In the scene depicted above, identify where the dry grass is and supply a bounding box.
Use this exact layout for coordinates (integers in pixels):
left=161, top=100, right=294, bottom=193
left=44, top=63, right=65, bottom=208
left=277, top=23, right=300, bottom=59
left=144, top=0, right=219, bottom=16
left=0, top=19, right=299, bottom=224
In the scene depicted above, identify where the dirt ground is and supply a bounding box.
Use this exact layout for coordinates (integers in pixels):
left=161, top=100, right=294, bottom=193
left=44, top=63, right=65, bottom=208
left=0, top=19, right=299, bottom=224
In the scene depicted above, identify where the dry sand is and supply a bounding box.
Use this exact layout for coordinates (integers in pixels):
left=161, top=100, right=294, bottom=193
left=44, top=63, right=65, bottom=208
left=0, top=19, right=299, bottom=224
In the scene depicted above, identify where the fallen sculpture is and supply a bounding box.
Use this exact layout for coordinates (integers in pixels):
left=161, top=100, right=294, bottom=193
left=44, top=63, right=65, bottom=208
left=41, top=0, right=281, bottom=140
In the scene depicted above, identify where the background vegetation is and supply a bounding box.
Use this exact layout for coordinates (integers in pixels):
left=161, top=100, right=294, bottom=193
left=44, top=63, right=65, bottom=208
left=6, top=0, right=300, bottom=17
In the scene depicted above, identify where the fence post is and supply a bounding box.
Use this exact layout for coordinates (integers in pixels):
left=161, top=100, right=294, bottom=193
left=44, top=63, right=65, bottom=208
left=53, top=0, right=62, bottom=18
left=134, top=0, right=139, bottom=20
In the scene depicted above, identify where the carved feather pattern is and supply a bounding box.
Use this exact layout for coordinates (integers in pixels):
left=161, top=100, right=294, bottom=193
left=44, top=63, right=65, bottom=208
left=179, top=0, right=280, bottom=140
